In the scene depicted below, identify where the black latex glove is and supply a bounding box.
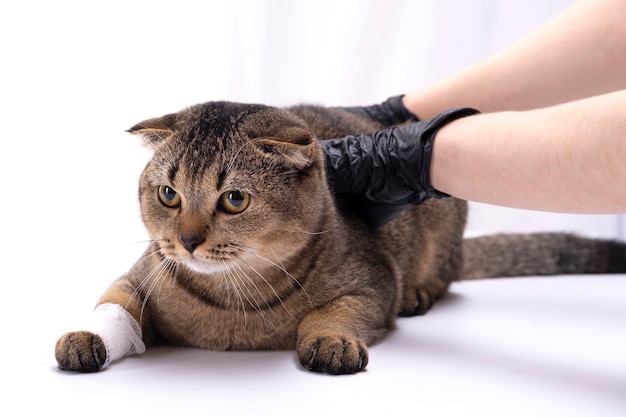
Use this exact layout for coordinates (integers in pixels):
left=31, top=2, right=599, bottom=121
left=339, top=95, right=420, bottom=125
left=323, top=107, right=480, bottom=230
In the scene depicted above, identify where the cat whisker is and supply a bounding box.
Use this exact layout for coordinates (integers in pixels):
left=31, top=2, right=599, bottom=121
left=154, top=258, right=177, bottom=312
left=235, top=265, right=276, bottom=331
left=229, top=261, right=278, bottom=330
left=295, top=221, right=340, bottom=235
left=138, top=259, right=169, bottom=321
left=125, top=251, right=163, bottom=307
left=132, top=246, right=167, bottom=270
left=234, top=244, right=312, bottom=308
left=125, top=255, right=175, bottom=324
left=232, top=254, right=295, bottom=320
left=141, top=258, right=178, bottom=312
left=220, top=260, right=249, bottom=324
left=130, top=238, right=168, bottom=246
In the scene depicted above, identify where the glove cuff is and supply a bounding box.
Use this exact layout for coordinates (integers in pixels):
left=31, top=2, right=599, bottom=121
left=415, top=107, right=480, bottom=201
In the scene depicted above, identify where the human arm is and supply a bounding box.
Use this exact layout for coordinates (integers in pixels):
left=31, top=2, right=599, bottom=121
left=323, top=0, right=626, bottom=227
left=404, top=0, right=626, bottom=118
left=430, top=89, right=626, bottom=213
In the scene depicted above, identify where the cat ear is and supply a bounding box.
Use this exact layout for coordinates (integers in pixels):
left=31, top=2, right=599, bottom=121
left=253, top=127, right=318, bottom=169
left=127, top=113, right=177, bottom=146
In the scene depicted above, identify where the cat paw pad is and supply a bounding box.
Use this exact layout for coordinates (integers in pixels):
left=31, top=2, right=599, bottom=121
left=297, top=335, right=368, bottom=375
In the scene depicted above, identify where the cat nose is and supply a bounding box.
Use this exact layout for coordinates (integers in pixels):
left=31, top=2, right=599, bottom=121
left=179, top=233, right=206, bottom=254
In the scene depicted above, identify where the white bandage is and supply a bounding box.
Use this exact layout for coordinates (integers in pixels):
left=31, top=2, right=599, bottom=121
left=86, top=302, right=146, bottom=369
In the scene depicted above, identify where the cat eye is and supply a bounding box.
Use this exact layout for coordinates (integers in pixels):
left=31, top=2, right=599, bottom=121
left=220, top=190, right=250, bottom=214
left=157, top=185, right=181, bottom=208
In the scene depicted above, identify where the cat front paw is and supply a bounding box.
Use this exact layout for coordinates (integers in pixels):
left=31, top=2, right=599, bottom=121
left=55, top=331, right=107, bottom=373
left=398, top=286, right=434, bottom=317
left=297, top=334, right=368, bottom=375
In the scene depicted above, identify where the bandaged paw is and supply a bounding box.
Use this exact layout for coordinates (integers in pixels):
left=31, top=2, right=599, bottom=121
left=86, top=302, right=146, bottom=368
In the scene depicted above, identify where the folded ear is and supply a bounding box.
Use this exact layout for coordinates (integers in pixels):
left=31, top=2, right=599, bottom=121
left=252, top=127, right=318, bottom=169
left=127, top=113, right=177, bottom=146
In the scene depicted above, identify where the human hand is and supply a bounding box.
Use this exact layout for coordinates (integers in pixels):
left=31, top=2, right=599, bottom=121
left=322, top=107, right=479, bottom=230
left=336, top=95, right=419, bottom=126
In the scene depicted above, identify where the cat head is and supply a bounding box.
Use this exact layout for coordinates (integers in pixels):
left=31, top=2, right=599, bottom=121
left=129, top=101, right=333, bottom=276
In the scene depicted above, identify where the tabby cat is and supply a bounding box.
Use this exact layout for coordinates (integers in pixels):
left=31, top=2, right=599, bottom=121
left=55, top=101, right=626, bottom=374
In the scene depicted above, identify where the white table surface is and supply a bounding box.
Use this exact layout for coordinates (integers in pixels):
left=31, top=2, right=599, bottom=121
left=8, top=275, right=626, bottom=417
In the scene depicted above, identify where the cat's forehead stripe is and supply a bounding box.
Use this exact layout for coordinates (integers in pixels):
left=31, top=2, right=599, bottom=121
left=216, top=169, right=227, bottom=191
left=167, top=161, right=179, bottom=183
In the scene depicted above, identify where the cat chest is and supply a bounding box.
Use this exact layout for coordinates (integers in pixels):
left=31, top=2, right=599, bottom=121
left=149, top=283, right=305, bottom=350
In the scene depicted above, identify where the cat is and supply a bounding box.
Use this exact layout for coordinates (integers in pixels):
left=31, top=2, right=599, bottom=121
left=55, top=101, right=626, bottom=375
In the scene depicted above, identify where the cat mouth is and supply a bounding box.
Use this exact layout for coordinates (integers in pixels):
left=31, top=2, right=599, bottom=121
left=178, top=254, right=234, bottom=275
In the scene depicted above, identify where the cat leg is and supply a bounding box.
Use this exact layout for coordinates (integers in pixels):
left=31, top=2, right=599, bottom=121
left=398, top=277, right=451, bottom=316
left=398, top=241, right=462, bottom=316
left=296, top=295, right=390, bottom=375
left=55, top=279, right=147, bottom=372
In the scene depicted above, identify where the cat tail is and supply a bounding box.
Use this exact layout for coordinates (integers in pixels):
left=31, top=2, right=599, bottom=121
left=460, top=232, right=626, bottom=280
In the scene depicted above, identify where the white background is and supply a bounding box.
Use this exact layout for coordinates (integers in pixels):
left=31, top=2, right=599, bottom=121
left=2, top=0, right=620, bottom=242
left=1, top=1, right=625, bottom=416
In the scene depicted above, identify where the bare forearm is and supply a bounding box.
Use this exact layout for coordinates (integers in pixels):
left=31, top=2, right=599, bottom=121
left=405, top=0, right=626, bottom=119
left=431, top=90, right=626, bottom=213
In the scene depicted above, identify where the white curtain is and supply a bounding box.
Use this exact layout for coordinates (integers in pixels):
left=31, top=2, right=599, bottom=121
left=2, top=0, right=620, bottom=241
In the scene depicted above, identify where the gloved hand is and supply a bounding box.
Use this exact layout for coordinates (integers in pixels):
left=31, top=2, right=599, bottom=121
left=322, top=107, right=480, bottom=230
left=338, top=95, right=420, bottom=125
